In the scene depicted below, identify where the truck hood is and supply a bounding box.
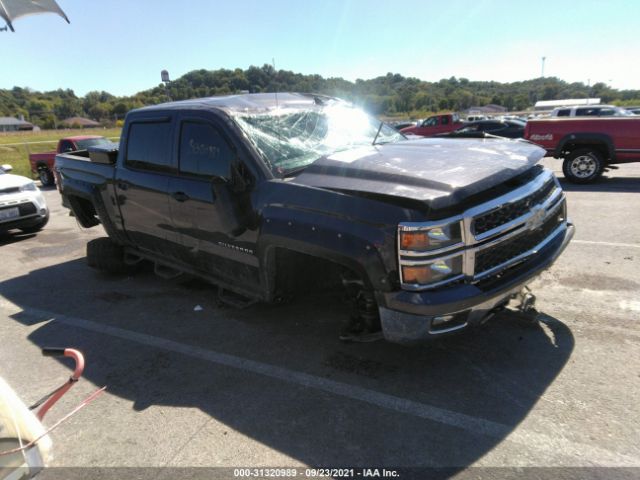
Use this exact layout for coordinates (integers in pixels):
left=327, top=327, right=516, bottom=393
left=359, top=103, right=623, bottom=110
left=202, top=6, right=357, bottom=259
left=292, top=138, right=546, bottom=211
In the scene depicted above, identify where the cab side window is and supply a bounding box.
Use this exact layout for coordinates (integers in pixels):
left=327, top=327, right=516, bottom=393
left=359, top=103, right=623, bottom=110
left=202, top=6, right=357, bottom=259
left=126, top=121, right=173, bottom=172
left=179, top=121, right=233, bottom=178
left=576, top=107, right=599, bottom=116
left=59, top=140, right=75, bottom=152
left=423, top=117, right=439, bottom=127
left=556, top=109, right=570, bottom=117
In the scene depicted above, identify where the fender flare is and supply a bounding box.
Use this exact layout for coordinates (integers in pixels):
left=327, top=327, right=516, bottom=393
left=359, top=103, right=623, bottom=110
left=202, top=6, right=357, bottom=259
left=257, top=213, right=394, bottom=301
left=63, top=179, right=124, bottom=242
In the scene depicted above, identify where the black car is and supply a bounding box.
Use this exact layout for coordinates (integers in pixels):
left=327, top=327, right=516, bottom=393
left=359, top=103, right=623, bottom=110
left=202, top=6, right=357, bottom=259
left=442, top=119, right=526, bottom=139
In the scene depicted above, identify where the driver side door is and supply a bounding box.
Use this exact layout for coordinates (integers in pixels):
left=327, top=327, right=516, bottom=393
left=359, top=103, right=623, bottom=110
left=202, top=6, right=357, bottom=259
left=168, top=113, right=260, bottom=288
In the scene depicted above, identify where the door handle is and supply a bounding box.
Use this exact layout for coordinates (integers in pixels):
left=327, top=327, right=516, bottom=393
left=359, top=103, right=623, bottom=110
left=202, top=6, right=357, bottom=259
left=172, top=191, right=189, bottom=202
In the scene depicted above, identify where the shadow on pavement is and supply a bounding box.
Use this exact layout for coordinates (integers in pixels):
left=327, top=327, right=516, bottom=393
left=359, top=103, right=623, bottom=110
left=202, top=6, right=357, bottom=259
left=0, top=231, right=37, bottom=246
left=559, top=175, right=640, bottom=193
left=1, top=257, right=574, bottom=469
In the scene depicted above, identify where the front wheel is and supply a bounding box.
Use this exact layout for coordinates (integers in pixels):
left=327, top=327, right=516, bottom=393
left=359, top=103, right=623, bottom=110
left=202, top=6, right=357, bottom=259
left=38, top=168, right=55, bottom=187
left=562, top=149, right=604, bottom=184
left=86, top=237, right=131, bottom=274
left=19, top=215, right=49, bottom=234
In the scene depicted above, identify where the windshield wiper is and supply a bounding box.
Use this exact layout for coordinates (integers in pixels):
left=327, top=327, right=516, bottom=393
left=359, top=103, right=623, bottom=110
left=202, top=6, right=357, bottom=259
left=372, top=121, right=384, bottom=146
left=281, top=165, right=310, bottom=177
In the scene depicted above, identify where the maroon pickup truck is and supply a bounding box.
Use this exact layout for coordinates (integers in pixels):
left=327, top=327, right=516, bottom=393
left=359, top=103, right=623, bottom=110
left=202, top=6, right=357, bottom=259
left=400, top=113, right=463, bottom=137
left=524, top=117, right=640, bottom=183
left=29, top=136, right=113, bottom=186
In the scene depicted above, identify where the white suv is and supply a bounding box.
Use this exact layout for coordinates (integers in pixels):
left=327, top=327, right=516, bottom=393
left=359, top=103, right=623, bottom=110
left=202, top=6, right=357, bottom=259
left=0, top=164, right=49, bottom=234
left=550, top=105, right=633, bottom=117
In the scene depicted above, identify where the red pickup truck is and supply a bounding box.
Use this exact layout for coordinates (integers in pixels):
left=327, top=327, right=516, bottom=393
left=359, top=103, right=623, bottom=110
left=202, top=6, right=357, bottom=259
left=400, top=113, right=463, bottom=137
left=524, top=117, right=640, bottom=183
left=29, top=136, right=113, bottom=186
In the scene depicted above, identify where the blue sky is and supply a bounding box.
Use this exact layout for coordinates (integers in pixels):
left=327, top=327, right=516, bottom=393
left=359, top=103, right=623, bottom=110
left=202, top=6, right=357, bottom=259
left=1, top=0, right=638, bottom=96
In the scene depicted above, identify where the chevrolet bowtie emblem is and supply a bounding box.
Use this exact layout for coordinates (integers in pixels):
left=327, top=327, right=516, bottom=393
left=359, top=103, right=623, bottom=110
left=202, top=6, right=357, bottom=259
left=525, top=206, right=546, bottom=231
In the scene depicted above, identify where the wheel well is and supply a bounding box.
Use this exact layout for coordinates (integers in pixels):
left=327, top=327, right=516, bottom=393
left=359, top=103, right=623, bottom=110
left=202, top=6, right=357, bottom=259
left=36, top=162, right=49, bottom=170
left=67, top=195, right=100, bottom=228
left=272, top=248, right=364, bottom=299
left=562, top=143, right=609, bottom=161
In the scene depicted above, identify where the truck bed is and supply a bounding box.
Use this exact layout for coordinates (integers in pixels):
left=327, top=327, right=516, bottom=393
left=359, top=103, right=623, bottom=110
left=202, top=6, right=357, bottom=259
left=55, top=150, right=116, bottom=185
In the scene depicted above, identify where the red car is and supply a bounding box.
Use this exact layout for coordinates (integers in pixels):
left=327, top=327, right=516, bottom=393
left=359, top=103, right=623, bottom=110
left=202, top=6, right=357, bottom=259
left=400, top=113, right=463, bottom=137
left=29, top=136, right=114, bottom=186
left=524, top=117, right=640, bottom=183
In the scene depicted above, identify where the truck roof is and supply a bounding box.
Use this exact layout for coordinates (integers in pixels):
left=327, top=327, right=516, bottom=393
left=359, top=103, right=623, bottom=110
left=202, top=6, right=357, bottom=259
left=63, top=135, right=104, bottom=141
left=133, top=93, right=340, bottom=115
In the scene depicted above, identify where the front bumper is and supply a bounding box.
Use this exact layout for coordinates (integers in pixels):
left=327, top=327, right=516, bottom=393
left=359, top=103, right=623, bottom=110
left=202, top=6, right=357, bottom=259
left=0, top=191, right=49, bottom=232
left=379, top=222, right=574, bottom=344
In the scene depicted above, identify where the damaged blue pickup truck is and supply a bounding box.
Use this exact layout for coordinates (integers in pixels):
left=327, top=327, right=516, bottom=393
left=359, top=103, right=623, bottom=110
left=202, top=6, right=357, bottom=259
left=54, top=93, right=574, bottom=343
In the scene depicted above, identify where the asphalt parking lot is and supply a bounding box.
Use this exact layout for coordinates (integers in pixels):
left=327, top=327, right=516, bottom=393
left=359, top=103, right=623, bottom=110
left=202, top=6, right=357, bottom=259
left=1, top=158, right=639, bottom=478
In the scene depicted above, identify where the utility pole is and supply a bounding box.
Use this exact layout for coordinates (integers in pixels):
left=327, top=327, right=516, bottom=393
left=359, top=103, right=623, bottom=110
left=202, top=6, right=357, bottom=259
left=541, top=57, right=546, bottom=78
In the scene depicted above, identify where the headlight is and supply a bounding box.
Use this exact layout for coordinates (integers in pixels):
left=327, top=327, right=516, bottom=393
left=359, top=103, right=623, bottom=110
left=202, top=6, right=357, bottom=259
left=399, top=221, right=462, bottom=252
left=401, top=255, right=463, bottom=286
left=20, top=182, right=38, bottom=192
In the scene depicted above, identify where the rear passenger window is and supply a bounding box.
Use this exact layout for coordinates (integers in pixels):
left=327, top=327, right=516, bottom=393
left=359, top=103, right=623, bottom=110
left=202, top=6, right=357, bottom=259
left=179, top=122, right=233, bottom=178
left=576, top=108, right=599, bottom=116
left=126, top=121, right=173, bottom=171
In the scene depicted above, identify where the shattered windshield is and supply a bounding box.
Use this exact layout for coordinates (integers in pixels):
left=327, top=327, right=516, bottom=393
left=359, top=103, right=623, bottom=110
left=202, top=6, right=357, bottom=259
left=233, top=103, right=404, bottom=175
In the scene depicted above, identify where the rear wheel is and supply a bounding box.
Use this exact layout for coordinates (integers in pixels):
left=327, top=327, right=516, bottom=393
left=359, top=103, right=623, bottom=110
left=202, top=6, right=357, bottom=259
left=38, top=168, right=55, bottom=187
left=86, top=237, right=131, bottom=274
left=562, top=148, right=604, bottom=184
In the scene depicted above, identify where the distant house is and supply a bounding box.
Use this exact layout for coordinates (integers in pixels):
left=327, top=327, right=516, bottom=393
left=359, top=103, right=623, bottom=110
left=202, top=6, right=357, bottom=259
left=0, top=116, right=34, bottom=132
left=60, top=116, right=101, bottom=128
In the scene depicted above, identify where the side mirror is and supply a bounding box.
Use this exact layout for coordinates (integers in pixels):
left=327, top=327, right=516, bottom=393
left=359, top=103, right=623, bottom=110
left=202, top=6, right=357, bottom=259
left=1, top=164, right=12, bottom=173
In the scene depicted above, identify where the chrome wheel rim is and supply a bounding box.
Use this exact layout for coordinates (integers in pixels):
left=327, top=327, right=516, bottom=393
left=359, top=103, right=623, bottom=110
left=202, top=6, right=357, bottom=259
left=39, top=170, right=49, bottom=184
left=570, top=155, right=597, bottom=178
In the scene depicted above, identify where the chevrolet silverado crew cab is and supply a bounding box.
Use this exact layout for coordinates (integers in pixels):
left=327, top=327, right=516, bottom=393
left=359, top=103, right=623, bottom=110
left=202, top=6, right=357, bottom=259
left=55, top=93, right=574, bottom=344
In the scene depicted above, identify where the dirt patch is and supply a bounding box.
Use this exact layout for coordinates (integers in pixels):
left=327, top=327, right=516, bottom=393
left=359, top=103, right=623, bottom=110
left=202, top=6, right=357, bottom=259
left=558, top=273, right=640, bottom=291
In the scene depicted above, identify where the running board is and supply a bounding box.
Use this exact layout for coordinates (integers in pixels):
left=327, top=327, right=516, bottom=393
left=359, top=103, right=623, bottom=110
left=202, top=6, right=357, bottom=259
left=217, top=288, right=258, bottom=309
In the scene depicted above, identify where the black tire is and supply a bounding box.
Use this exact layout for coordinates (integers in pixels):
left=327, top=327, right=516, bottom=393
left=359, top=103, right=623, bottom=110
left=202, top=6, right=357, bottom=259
left=86, top=237, right=130, bottom=274
left=38, top=168, right=55, bottom=187
left=19, top=215, right=49, bottom=234
left=562, top=148, right=604, bottom=184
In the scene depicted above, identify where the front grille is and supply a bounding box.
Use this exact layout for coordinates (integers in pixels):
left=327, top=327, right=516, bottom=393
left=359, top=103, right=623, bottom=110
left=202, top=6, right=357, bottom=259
left=19, top=203, right=37, bottom=216
left=473, top=179, right=556, bottom=235
left=398, top=169, right=568, bottom=292
left=475, top=204, right=565, bottom=275
left=0, top=202, right=37, bottom=216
